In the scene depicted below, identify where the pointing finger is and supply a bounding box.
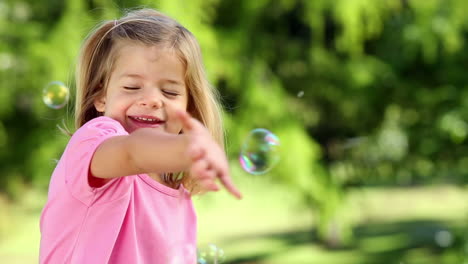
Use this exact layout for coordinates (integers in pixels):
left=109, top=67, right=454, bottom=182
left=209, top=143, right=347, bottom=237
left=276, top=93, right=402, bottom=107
left=218, top=173, right=242, bottom=199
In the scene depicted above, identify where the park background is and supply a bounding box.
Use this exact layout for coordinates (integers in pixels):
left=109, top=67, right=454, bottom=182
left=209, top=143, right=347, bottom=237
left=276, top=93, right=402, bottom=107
left=1, top=0, right=468, bottom=263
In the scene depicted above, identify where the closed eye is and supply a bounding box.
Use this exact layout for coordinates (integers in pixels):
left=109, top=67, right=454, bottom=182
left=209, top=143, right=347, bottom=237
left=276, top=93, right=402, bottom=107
left=163, top=90, right=180, bottom=97
left=124, top=86, right=140, bottom=90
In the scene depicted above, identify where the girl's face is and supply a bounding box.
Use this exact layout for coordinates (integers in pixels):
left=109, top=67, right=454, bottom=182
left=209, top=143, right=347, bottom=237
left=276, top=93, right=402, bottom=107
left=94, top=42, right=188, bottom=134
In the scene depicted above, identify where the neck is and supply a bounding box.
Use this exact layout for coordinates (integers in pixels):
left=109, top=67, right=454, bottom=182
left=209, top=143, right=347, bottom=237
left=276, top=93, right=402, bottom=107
left=148, top=172, right=180, bottom=189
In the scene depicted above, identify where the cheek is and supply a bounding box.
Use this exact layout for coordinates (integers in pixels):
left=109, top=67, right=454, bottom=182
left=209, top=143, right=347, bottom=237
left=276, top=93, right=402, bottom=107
left=113, top=95, right=134, bottom=109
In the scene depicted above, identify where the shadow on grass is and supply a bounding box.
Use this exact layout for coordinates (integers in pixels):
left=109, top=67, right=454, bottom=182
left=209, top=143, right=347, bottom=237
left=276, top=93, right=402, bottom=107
left=225, top=219, right=467, bottom=264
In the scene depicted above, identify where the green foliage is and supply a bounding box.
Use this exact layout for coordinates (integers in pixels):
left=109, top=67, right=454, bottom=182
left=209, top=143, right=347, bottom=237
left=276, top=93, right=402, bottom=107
left=2, top=0, right=468, bottom=246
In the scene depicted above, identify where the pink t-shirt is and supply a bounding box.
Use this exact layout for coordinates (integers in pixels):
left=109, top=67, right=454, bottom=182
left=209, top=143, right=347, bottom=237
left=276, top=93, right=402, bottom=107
left=39, top=116, right=197, bottom=264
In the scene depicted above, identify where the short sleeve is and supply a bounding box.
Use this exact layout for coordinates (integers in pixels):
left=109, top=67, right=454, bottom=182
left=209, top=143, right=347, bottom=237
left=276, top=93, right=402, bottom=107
left=63, top=116, right=130, bottom=206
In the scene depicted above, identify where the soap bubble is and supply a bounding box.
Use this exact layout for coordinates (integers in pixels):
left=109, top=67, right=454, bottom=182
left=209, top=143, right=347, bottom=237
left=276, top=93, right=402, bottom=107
left=42, top=81, right=69, bottom=109
left=197, top=244, right=225, bottom=264
left=197, top=255, right=207, bottom=264
left=434, top=230, right=453, bottom=248
left=239, top=128, right=280, bottom=175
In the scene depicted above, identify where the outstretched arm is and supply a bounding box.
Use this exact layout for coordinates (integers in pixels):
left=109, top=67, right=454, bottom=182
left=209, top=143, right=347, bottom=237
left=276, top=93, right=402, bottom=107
left=90, top=128, right=191, bottom=180
left=90, top=111, right=242, bottom=199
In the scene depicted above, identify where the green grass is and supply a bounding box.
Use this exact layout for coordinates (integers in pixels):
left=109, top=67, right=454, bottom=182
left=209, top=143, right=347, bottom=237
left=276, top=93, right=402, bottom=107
left=194, top=178, right=468, bottom=264
left=0, top=188, right=44, bottom=264
left=0, top=175, right=467, bottom=263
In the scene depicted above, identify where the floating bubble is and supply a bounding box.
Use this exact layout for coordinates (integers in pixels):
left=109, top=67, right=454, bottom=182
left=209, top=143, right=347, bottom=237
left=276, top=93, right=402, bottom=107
left=197, top=244, right=225, bottom=264
left=239, top=128, right=280, bottom=175
left=297, top=91, right=304, bottom=98
left=42, top=81, right=69, bottom=109
left=434, top=230, right=453, bottom=248
left=197, top=254, right=207, bottom=264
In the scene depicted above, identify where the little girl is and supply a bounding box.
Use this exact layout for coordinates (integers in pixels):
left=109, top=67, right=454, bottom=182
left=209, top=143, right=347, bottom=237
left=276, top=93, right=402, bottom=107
left=39, top=8, right=241, bottom=264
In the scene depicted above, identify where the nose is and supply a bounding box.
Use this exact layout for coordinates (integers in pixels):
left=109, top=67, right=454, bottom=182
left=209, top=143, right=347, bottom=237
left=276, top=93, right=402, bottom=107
left=138, top=90, right=163, bottom=109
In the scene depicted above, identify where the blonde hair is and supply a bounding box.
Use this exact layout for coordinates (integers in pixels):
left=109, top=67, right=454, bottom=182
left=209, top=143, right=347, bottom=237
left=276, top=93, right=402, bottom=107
left=75, top=8, right=224, bottom=190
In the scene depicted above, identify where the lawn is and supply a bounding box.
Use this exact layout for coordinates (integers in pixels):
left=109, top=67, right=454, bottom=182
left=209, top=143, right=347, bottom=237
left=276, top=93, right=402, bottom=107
left=195, top=177, right=468, bottom=264
left=0, top=174, right=467, bottom=264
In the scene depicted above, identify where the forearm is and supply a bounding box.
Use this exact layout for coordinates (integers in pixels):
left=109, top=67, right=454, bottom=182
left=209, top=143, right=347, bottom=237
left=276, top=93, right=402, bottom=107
left=91, top=128, right=191, bottom=179
left=126, top=128, right=191, bottom=175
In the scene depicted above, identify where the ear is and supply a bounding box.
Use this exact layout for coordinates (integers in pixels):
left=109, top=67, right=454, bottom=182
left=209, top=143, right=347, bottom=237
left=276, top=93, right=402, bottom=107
left=94, top=95, right=106, bottom=113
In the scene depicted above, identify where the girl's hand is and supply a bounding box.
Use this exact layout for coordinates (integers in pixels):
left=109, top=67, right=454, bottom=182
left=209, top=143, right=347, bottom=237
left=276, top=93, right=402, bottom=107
left=176, top=110, right=242, bottom=199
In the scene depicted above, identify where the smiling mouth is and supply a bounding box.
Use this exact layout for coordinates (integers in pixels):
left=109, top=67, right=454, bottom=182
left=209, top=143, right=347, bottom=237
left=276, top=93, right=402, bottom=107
left=129, top=116, right=165, bottom=125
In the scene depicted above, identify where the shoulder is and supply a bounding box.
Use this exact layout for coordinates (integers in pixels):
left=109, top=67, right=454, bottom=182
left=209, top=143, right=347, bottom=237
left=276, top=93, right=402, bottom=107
left=73, top=116, right=128, bottom=139
left=66, top=117, right=128, bottom=151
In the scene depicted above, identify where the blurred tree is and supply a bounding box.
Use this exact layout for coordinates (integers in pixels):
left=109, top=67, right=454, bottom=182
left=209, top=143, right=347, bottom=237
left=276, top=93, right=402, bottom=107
left=2, top=0, right=468, bottom=245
